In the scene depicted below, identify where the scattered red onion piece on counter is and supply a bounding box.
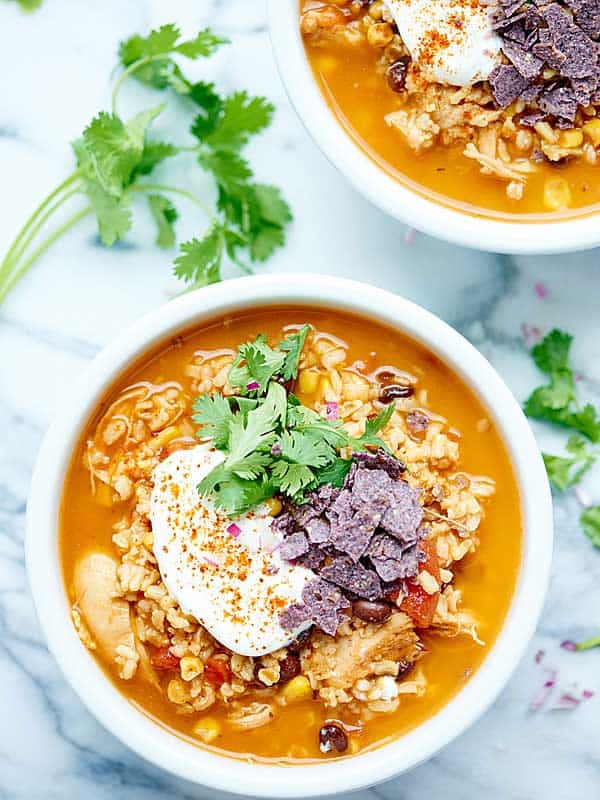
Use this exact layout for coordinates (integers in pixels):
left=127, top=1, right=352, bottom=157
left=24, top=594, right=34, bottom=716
left=534, top=649, right=545, bottom=663
left=326, top=401, right=339, bottom=420
left=227, top=523, right=241, bottom=538
left=530, top=669, right=557, bottom=712
left=403, top=227, right=417, bottom=246
left=560, top=640, right=577, bottom=652
left=534, top=282, right=548, bottom=300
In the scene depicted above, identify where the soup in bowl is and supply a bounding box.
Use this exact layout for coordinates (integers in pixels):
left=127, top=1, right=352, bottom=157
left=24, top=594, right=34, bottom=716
left=27, top=275, right=552, bottom=796
left=269, top=1, right=600, bottom=252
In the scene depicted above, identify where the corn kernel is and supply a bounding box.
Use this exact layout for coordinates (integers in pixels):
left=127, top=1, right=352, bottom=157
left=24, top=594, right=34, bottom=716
left=583, top=118, right=600, bottom=146
left=367, top=22, right=394, bottom=47
left=192, top=717, right=221, bottom=743
left=559, top=129, right=583, bottom=148
left=543, top=178, right=572, bottom=211
left=180, top=656, right=204, bottom=682
left=281, top=675, right=313, bottom=703
left=265, top=496, right=283, bottom=517
left=298, top=369, right=319, bottom=394
left=150, top=425, right=181, bottom=451
left=167, top=678, right=188, bottom=705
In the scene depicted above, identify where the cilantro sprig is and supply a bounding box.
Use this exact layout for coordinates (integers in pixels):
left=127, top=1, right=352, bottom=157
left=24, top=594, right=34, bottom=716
left=192, top=328, right=395, bottom=514
left=0, top=23, right=292, bottom=305
left=524, top=329, right=600, bottom=549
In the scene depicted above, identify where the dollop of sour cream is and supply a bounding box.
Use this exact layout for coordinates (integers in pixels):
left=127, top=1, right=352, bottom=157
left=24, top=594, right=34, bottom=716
left=150, top=444, right=312, bottom=657
left=384, top=0, right=501, bottom=86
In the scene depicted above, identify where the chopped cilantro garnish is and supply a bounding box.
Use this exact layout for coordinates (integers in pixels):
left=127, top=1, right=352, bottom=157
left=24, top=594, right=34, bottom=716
left=0, top=23, right=292, bottom=305
left=193, top=330, right=395, bottom=514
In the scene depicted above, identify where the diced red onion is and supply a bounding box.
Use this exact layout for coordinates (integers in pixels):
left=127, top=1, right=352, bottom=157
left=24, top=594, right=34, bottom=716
left=202, top=555, right=219, bottom=567
left=583, top=689, right=594, bottom=699
left=560, top=640, right=577, bottom=652
left=530, top=669, right=557, bottom=712
left=246, top=380, right=260, bottom=391
left=534, top=281, right=548, bottom=300
left=326, top=401, right=339, bottom=420
left=534, top=649, right=545, bottom=663
left=551, top=692, right=581, bottom=710
left=227, top=523, right=241, bottom=538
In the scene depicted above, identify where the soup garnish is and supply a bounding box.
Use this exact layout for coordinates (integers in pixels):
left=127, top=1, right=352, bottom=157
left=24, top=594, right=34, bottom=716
left=61, top=308, right=521, bottom=761
left=300, top=1, right=600, bottom=215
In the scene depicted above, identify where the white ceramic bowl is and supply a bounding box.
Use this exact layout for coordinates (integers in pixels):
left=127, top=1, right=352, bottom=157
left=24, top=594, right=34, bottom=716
left=27, top=274, right=553, bottom=797
left=268, top=0, right=600, bottom=254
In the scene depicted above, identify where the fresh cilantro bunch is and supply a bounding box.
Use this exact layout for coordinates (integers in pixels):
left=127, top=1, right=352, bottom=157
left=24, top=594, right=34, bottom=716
left=4, top=0, right=41, bottom=10
left=0, top=23, right=291, bottom=305
left=524, top=329, right=600, bottom=550
left=192, top=327, right=395, bottom=514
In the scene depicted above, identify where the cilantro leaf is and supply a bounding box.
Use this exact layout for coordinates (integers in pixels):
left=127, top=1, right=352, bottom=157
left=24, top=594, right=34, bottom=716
left=253, top=184, right=293, bottom=228
left=543, top=435, right=597, bottom=490
left=531, top=329, right=573, bottom=374
left=581, top=506, right=600, bottom=549
left=278, top=430, right=334, bottom=469
left=194, top=91, right=274, bottom=152
left=174, top=29, right=229, bottom=59
left=279, top=325, right=310, bottom=381
left=286, top=403, right=350, bottom=449
left=353, top=404, right=395, bottom=452
left=229, top=335, right=286, bottom=394
left=132, top=139, right=178, bottom=179
left=174, top=223, right=224, bottom=288
left=250, top=225, right=285, bottom=262
left=84, top=183, right=132, bottom=246
left=223, top=382, right=286, bottom=467
left=147, top=194, right=178, bottom=248
left=199, top=471, right=274, bottom=516
left=313, top=458, right=353, bottom=488
left=10, top=0, right=42, bottom=10
left=189, top=82, right=225, bottom=139
left=192, top=393, right=234, bottom=449
left=271, top=461, right=316, bottom=500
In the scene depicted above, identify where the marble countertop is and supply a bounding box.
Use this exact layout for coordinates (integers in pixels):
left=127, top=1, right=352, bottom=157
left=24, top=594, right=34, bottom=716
left=1, top=1, right=599, bottom=798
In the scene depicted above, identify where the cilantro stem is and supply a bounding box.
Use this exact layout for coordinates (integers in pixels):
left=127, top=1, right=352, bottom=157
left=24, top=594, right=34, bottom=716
left=112, top=55, right=168, bottom=114
left=0, top=186, right=83, bottom=285
left=576, top=634, right=600, bottom=651
left=132, top=183, right=212, bottom=217
left=0, top=206, right=92, bottom=304
left=1, top=172, right=81, bottom=280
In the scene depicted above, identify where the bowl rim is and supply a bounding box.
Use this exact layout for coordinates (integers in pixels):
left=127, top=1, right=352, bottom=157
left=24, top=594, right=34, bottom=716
left=26, top=274, right=553, bottom=797
left=267, top=0, right=600, bottom=255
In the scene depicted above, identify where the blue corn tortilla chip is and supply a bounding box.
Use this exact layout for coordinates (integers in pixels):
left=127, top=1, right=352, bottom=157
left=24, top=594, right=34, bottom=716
left=319, top=555, right=382, bottom=601
left=368, top=533, right=421, bottom=582
left=280, top=578, right=350, bottom=637
left=279, top=531, right=310, bottom=561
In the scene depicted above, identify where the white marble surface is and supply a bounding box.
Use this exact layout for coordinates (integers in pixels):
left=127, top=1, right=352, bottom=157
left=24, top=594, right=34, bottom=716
left=1, top=1, right=599, bottom=798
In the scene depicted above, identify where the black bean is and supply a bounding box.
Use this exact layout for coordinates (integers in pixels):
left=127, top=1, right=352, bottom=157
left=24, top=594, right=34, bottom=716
left=276, top=375, right=296, bottom=394
left=278, top=654, right=301, bottom=684
left=387, top=59, right=409, bottom=92
left=379, top=383, right=415, bottom=403
left=397, top=660, right=415, bottom=680
left=319, top=723, right=348, bottom=754
left=352, top=599, right=392, bottom=624
left=288, top=626, right=313, bottom=652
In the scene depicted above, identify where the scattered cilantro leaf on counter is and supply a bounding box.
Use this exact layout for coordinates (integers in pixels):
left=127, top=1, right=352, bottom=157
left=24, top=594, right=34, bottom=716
left=5, top=0, right=42, bottom=11
left=0, top=23, right=291, bottom=305
left=194, top=330, right=395, bottom=514
left=543, top=435, right=597, bottom=491
left=581, top=506, right=600, bottom=549
left=525, top=329, right=600, bottom=549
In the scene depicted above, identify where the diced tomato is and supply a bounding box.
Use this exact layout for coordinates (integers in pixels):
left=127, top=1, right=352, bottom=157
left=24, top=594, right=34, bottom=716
left=205, top=656, right=232, bottom=687
left=150, top=646, right=180, bottom=671
left=400, top=538, right=440, bottom=629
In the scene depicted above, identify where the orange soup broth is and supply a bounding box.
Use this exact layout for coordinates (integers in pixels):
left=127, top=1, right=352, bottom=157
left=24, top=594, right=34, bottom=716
left=301, top=3, right=600, bottom=217
left=60, top=307, right=521, bottom=763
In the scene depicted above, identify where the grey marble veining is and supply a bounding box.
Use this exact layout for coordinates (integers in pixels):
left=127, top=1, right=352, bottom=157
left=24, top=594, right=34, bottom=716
left=1, top=1, right=599, bottom=798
